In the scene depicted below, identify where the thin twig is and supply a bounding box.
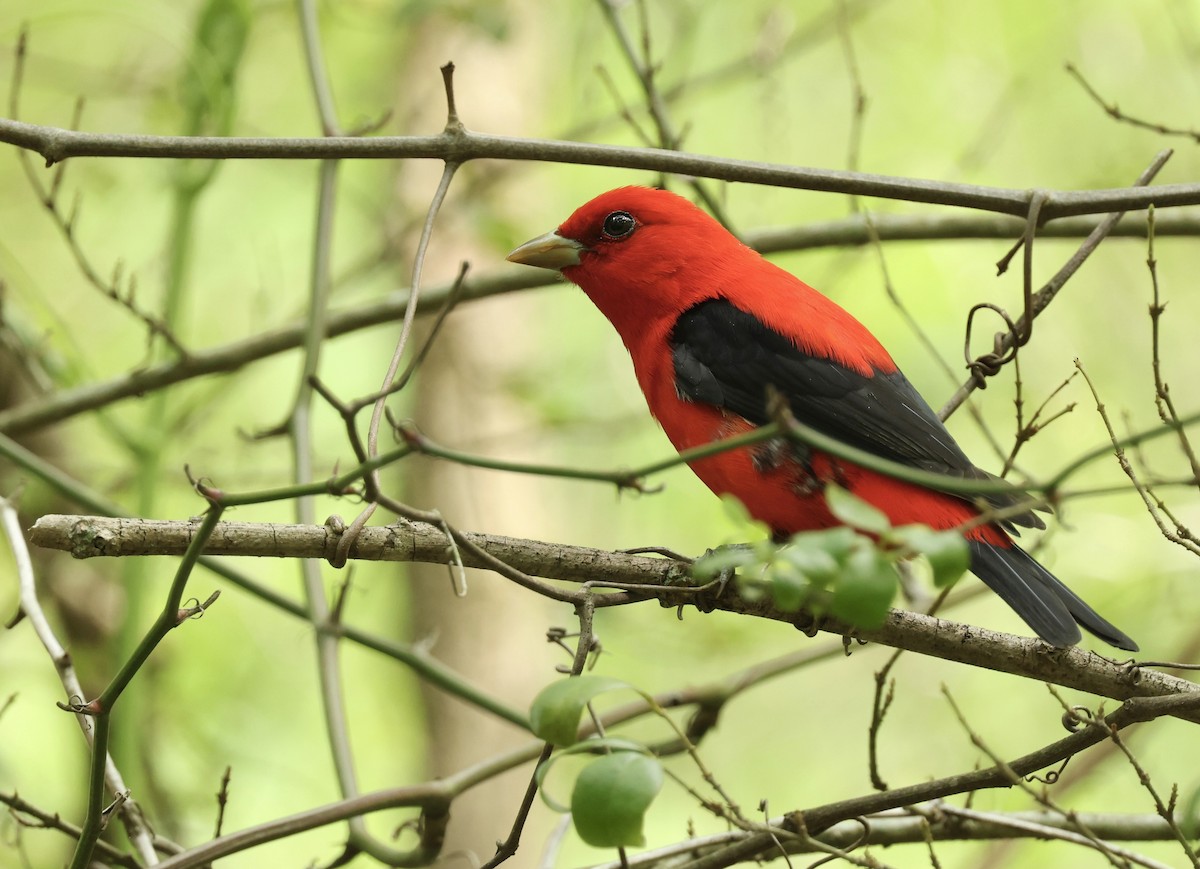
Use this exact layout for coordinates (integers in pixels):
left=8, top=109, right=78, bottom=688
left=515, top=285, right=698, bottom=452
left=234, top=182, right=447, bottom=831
left=1067, top=63, right=1200, bottom=144
left=836, top=0, right=868, bottom=187
left=680, top=691, right=1200, bottom=869
left=942, top=687, right=1127, bottom=868
left=481, top=599, right=600, bottom=869
left=1074, top=360, right=1200, bottom=556
left=935, top=804, right=1176, bottom=869
left=0, top=791, right=141, bottom=868
left=0, top=495, right=161, bottom=865
left=8, top=30, right=186, bottom=356
left=1000, top=368, right=1079, bottom=477
left=214, top=766, right=233, bottom=840
left=337, top=73, right=463, bottom=563
left=1143, top=205, right=1200, bottom=551
left=867, top=649, right=899, bottom=791
left=941, top=150, right=1173, bottom=419
left=66, top=503, right=225, bottom=869
left=595, top=0, right=734, bottom=230
left=1095, top=720, right=1200, bottom=866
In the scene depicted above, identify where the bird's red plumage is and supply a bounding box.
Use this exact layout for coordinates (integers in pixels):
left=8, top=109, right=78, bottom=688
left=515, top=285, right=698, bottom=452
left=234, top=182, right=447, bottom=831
left=555, top=187, right=1004, bottom=546
left=508, top=185, right=1135, bottom=649
left=558, top=187, right=897, bottom=379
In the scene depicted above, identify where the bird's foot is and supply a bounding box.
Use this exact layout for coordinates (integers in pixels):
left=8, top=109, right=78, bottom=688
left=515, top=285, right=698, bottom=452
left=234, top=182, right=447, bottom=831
left=690, top=544, right=756, bottom=613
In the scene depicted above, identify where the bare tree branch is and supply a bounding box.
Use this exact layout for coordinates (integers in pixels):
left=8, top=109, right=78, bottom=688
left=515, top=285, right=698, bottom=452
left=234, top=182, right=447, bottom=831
left=940, top=150, right=1172, bottom=418
left=4, top=118, right=1200, bottom=218
left=28, top=514, right=1200, bottom=719
left=126, top=690, right=1200, bottom=869
left=1, top=497, right=161, bottom=865
left=677, top=691, right=1200, bottom=869
left=588, top=809, right=1191, bottom=868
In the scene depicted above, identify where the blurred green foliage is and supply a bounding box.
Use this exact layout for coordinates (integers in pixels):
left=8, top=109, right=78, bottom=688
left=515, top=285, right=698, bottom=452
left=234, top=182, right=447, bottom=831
left=1, top=1, right=1199, bottom=868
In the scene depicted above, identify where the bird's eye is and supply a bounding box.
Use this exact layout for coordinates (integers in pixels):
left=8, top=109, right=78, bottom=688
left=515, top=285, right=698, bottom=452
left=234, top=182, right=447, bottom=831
left=601, top=211, right=636, bottom=239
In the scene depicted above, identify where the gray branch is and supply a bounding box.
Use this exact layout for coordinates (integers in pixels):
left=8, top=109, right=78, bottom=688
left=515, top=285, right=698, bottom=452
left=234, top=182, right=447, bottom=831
left=593, top=809, right=1189, bottom=868
left=29, top=514, right=1199, bottom=722
left=4, top=118, right=1200, bottom=218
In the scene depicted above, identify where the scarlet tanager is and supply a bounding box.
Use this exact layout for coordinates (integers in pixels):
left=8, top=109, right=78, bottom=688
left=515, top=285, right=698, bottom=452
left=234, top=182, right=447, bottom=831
left=507, top=186, right=1135, bottom=651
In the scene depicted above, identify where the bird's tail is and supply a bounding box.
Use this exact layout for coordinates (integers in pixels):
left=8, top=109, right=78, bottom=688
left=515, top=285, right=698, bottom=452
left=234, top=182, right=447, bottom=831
left=967, top=540, right=1138, bottom=652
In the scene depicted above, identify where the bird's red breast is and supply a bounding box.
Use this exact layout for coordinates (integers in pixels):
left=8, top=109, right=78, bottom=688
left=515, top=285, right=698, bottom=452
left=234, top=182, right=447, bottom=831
left=506, top=185, right=1136, bottom=649
left=541, top=187, right=998, bottom=542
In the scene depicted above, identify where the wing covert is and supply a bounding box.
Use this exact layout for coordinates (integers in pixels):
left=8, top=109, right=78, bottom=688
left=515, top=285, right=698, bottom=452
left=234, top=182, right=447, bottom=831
left=669, top=298, right=1043, bottom=529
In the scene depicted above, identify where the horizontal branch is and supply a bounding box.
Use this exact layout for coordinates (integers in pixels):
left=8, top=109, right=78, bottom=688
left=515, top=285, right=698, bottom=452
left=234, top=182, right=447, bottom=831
left=30, top=515, right=1200, bottom=721
left=3, top=118, right=1200, bottom=218
left=750, top=209, right=1200, bottom=253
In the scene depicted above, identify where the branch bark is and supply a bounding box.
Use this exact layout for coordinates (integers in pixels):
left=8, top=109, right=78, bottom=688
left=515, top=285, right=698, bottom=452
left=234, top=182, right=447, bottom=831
left=29, top=514, right=1200, bottom=722
left=591, top=809, right=1192, bottom=867
left=4, top=118, right=1200, bottom=218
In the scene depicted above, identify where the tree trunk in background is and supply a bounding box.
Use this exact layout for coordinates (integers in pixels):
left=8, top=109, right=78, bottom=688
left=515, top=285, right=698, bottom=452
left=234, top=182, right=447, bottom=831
left=394, top=15, right=559, bottom=860
left=407, top=299, right=557, bottom=862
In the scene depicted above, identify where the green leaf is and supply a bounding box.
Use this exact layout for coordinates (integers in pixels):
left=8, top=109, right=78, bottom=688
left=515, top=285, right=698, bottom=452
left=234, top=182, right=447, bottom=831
left=691, top=545, right=757, bottom=581
left=779, top=532, right=849, bottom=585
left=766, top=559, right=808, bottom=611
left=892, top=525, right=971, bottom=587
left=800, top=526, right=861, bottom=558
left=718, top=494, right=771, bottom=539
left=762, top=527, right=875, bottom=610
left=529, top=676, right=633, bottom=746
left=830, top=545, right=897, bottom=628
left=824, top=484, right=891, bottom=535
left=571, top=751, right=664, bottom=848
left=534, top=737, right=649, bottom=814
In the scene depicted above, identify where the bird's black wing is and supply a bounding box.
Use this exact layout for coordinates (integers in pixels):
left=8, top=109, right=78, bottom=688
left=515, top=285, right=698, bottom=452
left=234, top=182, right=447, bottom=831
left=670, top=298, right=1042, bottom=529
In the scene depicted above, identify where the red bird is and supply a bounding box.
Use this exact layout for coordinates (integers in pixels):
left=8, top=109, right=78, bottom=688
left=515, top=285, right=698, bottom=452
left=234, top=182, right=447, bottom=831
left=507, top=186, right=1135, bottom=651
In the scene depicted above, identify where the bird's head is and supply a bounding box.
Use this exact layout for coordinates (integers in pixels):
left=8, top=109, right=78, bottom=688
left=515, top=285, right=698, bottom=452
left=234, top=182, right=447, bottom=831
left=507, top=186, right=754, bottom=338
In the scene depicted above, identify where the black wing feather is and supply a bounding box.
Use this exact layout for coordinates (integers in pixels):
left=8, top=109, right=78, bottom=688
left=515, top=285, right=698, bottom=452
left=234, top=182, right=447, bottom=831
left=669, top=299, right=1042, bottom=529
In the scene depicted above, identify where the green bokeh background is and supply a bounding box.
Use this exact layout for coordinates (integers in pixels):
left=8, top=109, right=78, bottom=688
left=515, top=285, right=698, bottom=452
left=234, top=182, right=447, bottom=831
left=2, top=1, right=1199, bottom=867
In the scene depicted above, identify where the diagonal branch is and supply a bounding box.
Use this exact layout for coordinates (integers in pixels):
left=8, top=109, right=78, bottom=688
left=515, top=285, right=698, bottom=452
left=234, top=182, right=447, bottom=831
left=681, top=691, right=1200, bottom=869
left=1, top=497, right=162, bottom=865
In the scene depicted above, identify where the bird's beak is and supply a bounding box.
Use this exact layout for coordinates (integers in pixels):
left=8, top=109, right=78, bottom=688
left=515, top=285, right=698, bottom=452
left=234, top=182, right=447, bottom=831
left=506, top=231, right=586, bottom=270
